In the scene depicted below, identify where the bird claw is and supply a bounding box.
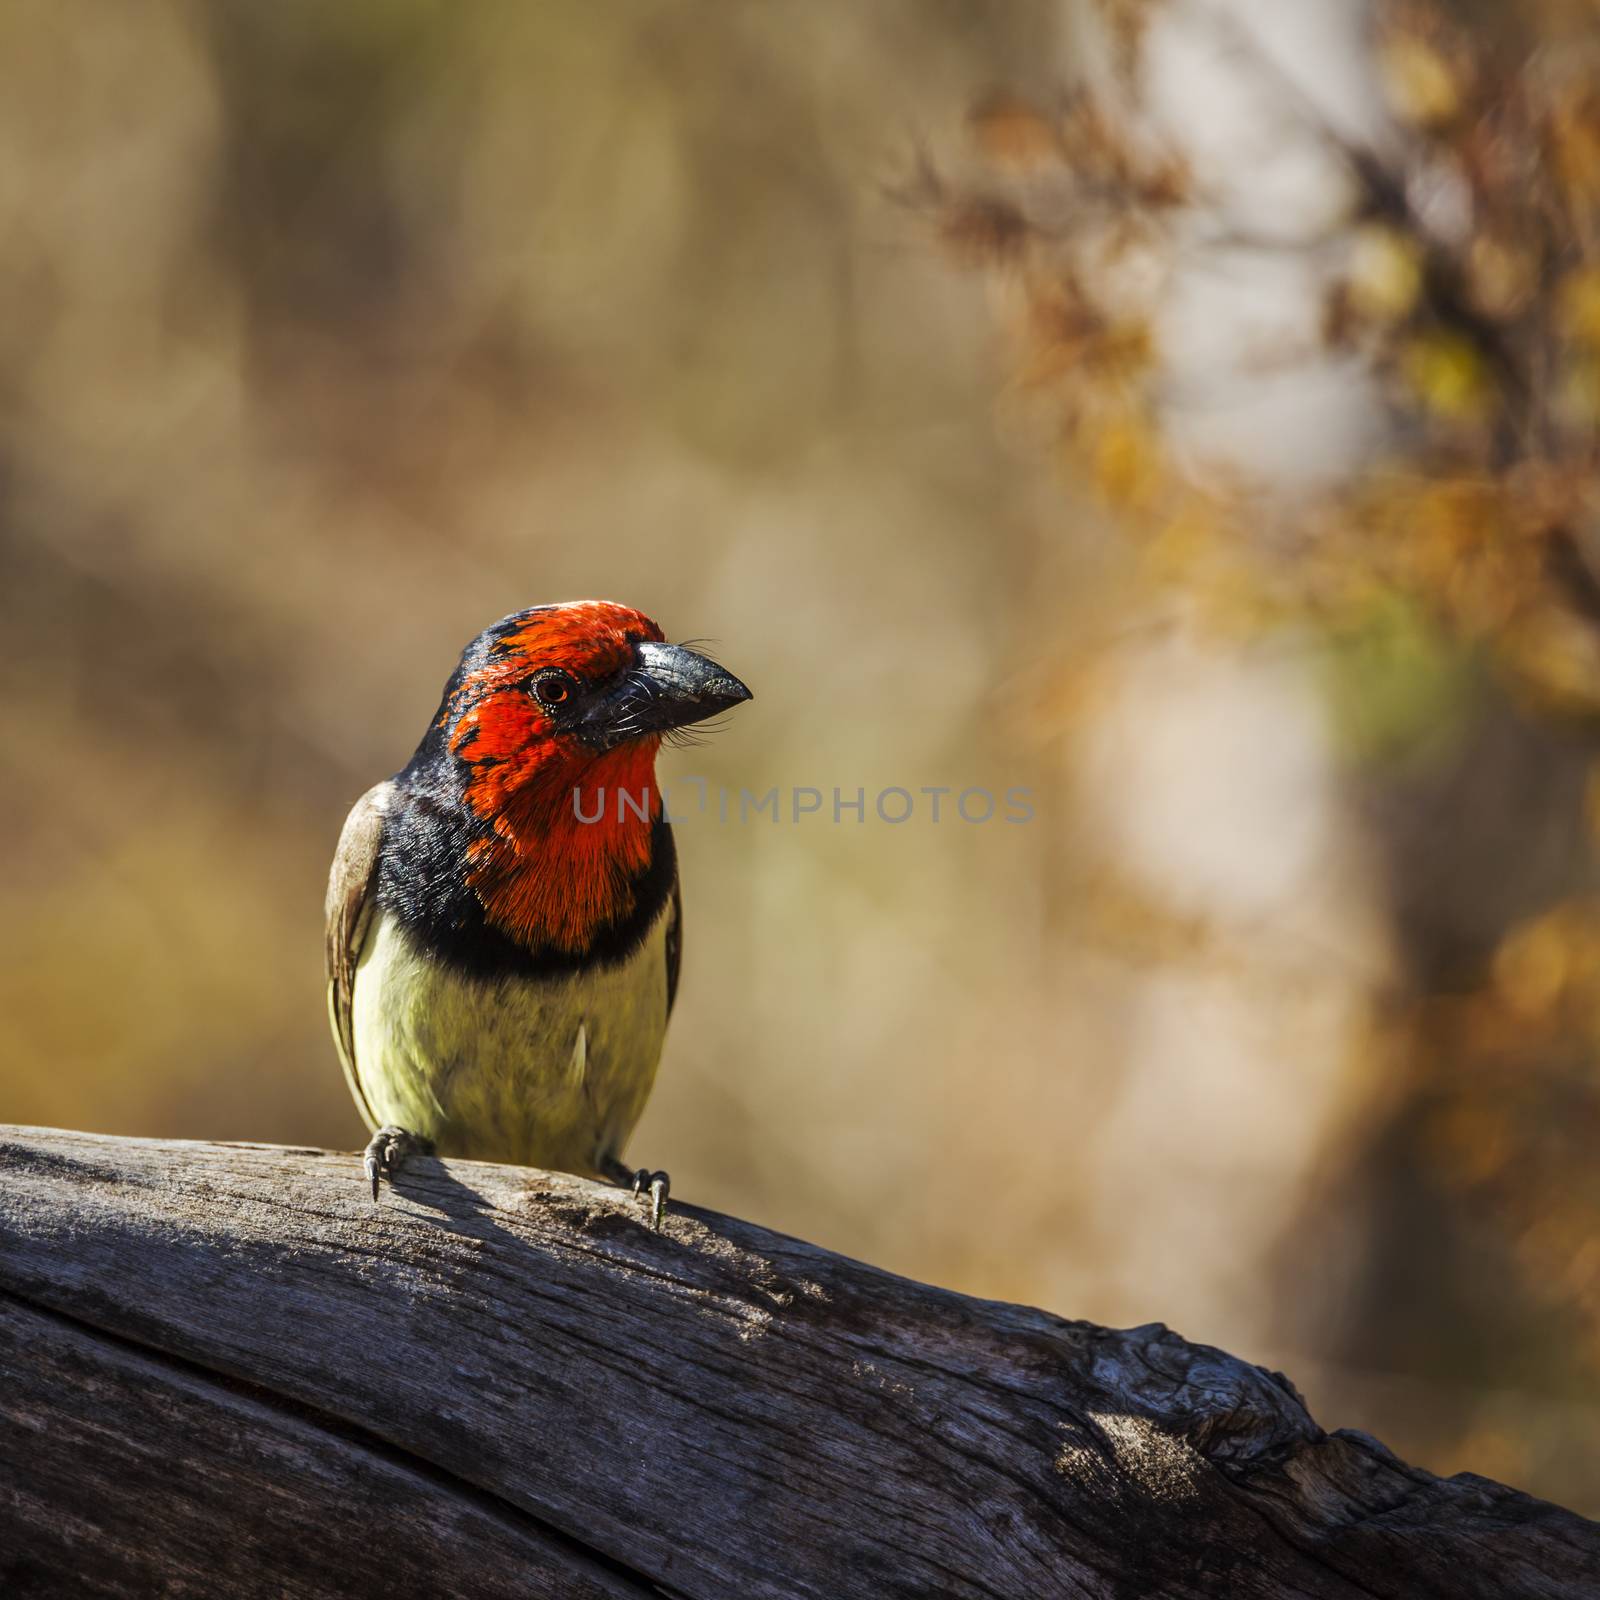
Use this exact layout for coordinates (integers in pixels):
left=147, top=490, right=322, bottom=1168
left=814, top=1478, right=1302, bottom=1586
left=604, top=1158, right=670, bottom=1230
left=632, top=1168, right=671, bottom=1231
left=362, top=1125, right=432, bottom=1202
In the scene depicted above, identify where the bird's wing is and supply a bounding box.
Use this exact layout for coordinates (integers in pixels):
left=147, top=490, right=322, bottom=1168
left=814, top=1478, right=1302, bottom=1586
left=665, top=872, right=683, bottom=1021
left=325, top=780, right=394, bottom=1132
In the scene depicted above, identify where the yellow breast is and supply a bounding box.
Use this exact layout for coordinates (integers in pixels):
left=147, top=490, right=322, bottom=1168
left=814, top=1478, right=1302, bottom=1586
left=347, top=907, right=671, bottom=1175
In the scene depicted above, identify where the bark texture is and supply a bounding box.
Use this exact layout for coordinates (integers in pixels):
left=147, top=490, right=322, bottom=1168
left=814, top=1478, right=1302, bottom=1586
left=0, top=1126, right=1594, bottom=1599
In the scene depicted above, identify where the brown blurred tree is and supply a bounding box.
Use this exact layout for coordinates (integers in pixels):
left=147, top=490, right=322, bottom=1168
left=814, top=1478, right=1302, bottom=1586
left=932, top=0, right=1600, bottom=1507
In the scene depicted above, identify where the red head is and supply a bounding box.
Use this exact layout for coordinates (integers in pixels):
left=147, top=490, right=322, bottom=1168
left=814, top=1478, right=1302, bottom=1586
left=428, top=601, right=749, bottom=952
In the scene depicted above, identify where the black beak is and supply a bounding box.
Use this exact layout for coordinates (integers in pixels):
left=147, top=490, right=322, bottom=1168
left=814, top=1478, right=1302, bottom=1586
left=577, top=641, right=752, bottom=751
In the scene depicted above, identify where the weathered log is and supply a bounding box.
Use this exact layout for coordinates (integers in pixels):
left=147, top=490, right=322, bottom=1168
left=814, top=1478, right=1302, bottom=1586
left=0, top=1126, right=1593, bottom=1598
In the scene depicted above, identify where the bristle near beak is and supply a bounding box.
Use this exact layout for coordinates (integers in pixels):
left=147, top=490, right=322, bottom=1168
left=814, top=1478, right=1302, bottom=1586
left=575, top=642, right=751, bottom=752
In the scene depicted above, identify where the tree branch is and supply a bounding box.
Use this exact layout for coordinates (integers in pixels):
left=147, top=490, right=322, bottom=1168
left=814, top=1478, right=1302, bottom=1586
left=0, top=1126, right=1593, bottom=1598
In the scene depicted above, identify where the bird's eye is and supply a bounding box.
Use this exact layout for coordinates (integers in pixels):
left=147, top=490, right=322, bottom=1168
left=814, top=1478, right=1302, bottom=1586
left=532, top=670, right=576, bottom=708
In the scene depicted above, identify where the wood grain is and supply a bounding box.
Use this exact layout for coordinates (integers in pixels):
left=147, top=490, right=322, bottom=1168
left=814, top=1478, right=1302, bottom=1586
left=0, top=1126, right=1594, bottom=1599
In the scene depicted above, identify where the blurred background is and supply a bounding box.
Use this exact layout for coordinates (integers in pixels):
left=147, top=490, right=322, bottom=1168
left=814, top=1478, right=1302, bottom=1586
left=3, top=0, right=1599, bottom=1515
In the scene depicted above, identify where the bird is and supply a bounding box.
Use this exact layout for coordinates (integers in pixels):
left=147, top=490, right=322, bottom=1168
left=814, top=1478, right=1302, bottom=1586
left=325, top=600, right=751, bottom=1226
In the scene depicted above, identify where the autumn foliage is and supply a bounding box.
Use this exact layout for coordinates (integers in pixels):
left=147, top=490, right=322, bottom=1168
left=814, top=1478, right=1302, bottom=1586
left=935, top=0, right=1600, bottom=1382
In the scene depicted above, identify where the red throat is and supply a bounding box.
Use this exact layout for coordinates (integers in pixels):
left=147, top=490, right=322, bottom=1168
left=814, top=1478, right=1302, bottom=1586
left=440, top=601, right=671, bottom=953
left=453, top=694, right=661, bottom=952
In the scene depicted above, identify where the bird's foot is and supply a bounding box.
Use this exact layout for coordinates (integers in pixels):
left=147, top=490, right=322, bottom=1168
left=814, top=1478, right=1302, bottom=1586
left=634, top=1168, right=670, bottom=1231
left=603, top=1157, right=670, bottom=1231
left=362, top=1125, right=433, bottom=1202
